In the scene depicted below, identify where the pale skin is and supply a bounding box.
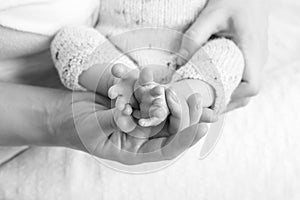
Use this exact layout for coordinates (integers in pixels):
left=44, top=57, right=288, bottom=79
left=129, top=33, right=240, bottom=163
left=79, top=62, right=215, bottom=134
left=80, top=0, right=269, bottom=126
left=176, top=0, right=269, bottom=121
left=0, top=0, right=269, bottom=164
left=0, top=81, right=208, bottom=165
left=0, top=25, right=208, bottom=165
left=108, top=64, right=215, bottom=130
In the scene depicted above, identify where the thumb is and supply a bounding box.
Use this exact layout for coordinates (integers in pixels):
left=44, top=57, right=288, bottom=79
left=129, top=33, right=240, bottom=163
left=177, top=8, right=229, bottom=66
left=75, top=107, right=118, bottom=153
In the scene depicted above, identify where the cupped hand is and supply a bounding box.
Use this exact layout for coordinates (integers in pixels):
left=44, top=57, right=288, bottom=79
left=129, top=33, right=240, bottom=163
left=50, top=90, right=207, bottom=165
left=176, top=0, right=269, bottom=121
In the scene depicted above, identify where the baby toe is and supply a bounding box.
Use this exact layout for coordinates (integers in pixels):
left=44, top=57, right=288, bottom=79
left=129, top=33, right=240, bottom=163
left=138, top=67, right=153, bottom=85
left=114, top=110, right=136, bottom=133
left=108, top=85, right=120, bottom=99
left=123, top=104, right=133, bottom=115
left=150, top=85, right=164, bottom=97
left=116, top=96, right=128, bottom=111
left=133, top=110, right=142, bottom=119
left=151, top=108, right=167, bottom=119
left=111, top=64, right=129, bottom=78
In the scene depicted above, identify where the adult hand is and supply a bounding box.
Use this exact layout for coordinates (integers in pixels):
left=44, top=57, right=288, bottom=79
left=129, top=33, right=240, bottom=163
left=50, top=91, right=207, bottom=165
left=176, top=0, right=269, bottom=121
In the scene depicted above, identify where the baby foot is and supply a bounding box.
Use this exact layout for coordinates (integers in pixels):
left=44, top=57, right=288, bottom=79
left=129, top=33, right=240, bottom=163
left=108, top=64, right=139, bottom=110
left=108, top=64, right=138, bottom=132
left=133, top=68, right=169, bottom=127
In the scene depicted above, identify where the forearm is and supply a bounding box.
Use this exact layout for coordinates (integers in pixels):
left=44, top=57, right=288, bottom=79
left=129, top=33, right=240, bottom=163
left=0, top=82, right=64, bottom=147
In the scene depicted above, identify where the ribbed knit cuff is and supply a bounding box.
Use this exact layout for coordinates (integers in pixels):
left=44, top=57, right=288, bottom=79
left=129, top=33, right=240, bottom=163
left=174, top=38, right=245, bottom=113
left=51, top=26, right=137, bottom=91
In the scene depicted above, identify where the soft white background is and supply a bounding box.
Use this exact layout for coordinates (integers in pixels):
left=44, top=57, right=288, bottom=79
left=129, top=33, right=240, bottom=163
left=0, top=0, right=300, bottom=199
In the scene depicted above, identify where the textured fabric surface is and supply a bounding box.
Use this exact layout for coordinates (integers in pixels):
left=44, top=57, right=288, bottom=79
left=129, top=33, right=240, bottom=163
left=51, top=0, right=244, bottom=112
left=51, top=27, right=138, bottom=91
left=0, top=0, right=300, bottom=199
left=175, top=38, right=244, bottom=113
left=51, top=0, right=208, bottom=92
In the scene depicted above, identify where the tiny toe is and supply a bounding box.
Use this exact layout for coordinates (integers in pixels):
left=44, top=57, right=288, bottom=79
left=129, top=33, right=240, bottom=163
left=112, top=64, right=129, bottom=78
left=134, top=86, right=146, bottom=97
left=115, top=96, right=128, bottom=111
left=150, top=85, right=164, bottom=97
left=116, top=115, right=136, bottom=133
left=108, top=85, right=120, bottom=99
left=151, top=109, right=166, bottom=119
left=139, top=117, right=162, bottom=127
left=138, top=67, right=153, bottom=85
left=123, top=104, right=133, bottom=115
left=138, top=118, right=151, bottom=127
left=152, top=98, right=164, bottom=106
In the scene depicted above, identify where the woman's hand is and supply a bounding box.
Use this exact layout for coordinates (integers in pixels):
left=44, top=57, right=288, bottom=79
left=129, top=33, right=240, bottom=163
left=0, top=79, right=206, bottom=165
left=176, top=0, right=269, bottom=121
left=50, top=90, right=207, bottom=165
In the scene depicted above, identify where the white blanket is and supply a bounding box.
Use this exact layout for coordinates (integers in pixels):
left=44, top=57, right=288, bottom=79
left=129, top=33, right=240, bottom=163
left=0, top=0, right=300, bottom=199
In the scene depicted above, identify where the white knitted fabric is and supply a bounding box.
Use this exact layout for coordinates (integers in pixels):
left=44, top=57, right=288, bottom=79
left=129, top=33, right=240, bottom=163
left=51, top=27, right=137, bottom=90
left=50, top=0, right=244, bottom=112
left=174, top=38, right=245, bottom=113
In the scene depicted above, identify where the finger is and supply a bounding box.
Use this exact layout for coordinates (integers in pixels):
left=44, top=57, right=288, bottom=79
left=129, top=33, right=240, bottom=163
left=122, top=104, right=133, bottom=116
left=231, top=81, right=260, bottom=100
left=165, top=88, right=181, bottom=117
left=94, top=119, right=208, bottom=165
left=224, top=97, right=251, bottom=113
left=165, top=88, right=181, bottom=134
left=177, top=8, right=228, bottom=66
left=138, top=67, right=154, bottom=85
left=150, top=85, right=164, bottom=97
left=186, top=93, right=203, bottom=125
left=113, top=109, right=136, bottom=133
left=139, top=107, right=166, bottom=127
left=151, top=98, right=165, bottom=107
left=108, top=85, right=122, bottom=99
left=200, top=108, right=218, bottom=123
left=111, top=63, right=130, bottom=79
left=234, top=32, right=263, bottom=99
left=135, top=123, right=208, bottom=164
left=115, top=95, right=129, bottom=111
left=77, top=92, right=111, bottom=108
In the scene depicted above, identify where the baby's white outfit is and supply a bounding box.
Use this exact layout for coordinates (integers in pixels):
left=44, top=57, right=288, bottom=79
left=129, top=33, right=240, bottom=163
left=51, top=0, right=244, bottom=113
